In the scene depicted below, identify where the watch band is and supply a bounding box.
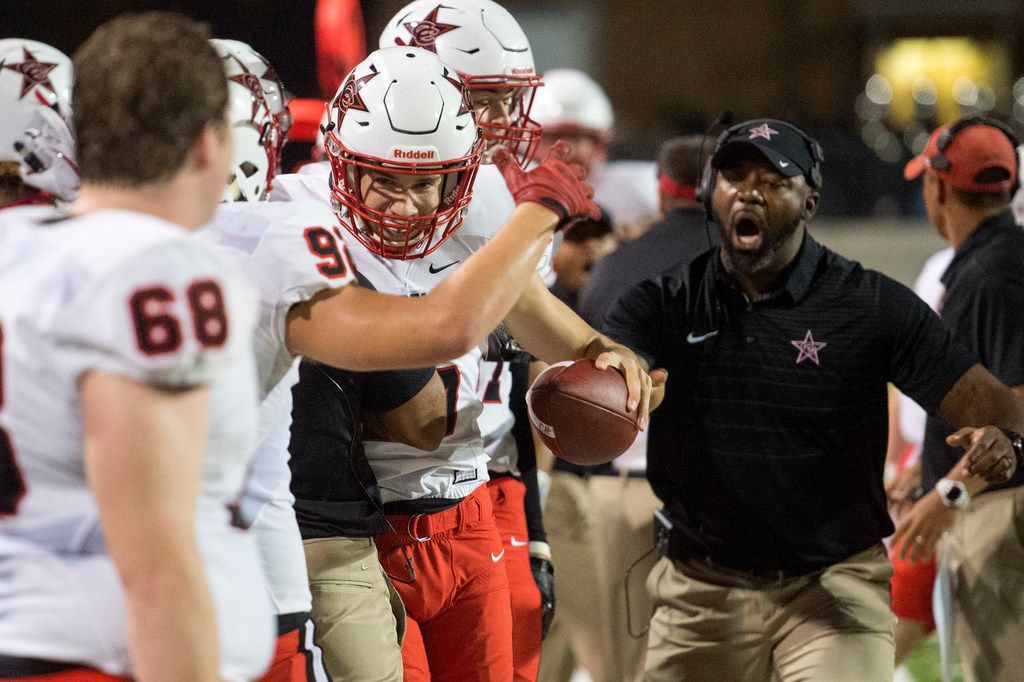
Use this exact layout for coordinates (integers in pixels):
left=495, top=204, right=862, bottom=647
left=936, top=478, right=970, bottom=509
left=1000, top=428, right=1024, bottom=464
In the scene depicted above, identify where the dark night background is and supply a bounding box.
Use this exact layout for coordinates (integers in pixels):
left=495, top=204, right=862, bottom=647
left=5, top=0, right=1024, bottom=218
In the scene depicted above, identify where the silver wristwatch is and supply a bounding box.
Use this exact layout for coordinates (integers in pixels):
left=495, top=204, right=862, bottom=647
left=936, top=478, right=970, bottom=509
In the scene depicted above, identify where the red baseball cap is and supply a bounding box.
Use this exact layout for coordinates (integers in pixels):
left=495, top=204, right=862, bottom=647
left=904, top=121, right=1018, bottom=193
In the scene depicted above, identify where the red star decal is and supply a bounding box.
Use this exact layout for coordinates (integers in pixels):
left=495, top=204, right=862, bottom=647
left=398, top=5, right=459, bottom=52
left=1, top=47, right=58, bottom=100
left=334, top=65, right=379, bottom=115
left=228, top=58, right=267, bottom=123
left=442, top=68, right=472, bottom=116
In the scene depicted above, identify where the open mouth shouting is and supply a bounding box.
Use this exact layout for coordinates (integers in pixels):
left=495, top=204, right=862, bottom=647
left=730, top=211, right=766, bottom=251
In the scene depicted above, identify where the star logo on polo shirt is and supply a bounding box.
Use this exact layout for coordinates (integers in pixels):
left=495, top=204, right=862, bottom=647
left=791, top=330, right=826, bottom=365
left=1, top=47, right=59, bottom=100
left=748, top=123, right=778, bottom=141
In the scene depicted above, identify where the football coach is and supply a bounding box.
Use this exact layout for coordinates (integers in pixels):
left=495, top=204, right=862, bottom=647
left=603, top=118, right=1024, bottom=681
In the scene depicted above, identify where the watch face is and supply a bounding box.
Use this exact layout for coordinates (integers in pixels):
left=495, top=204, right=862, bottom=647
left=947, top=486, right=962, bottom=501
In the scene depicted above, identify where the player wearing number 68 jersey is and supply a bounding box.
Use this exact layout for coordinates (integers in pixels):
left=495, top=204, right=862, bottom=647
left=0, top=15, right=274, bottom=682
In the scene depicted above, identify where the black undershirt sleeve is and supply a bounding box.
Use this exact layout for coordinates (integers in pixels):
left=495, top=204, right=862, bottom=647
left=878, top=274, right=975, bottom=413
left=510, top=359, right=547, bottom=544
left=358, top=366, right=438, bottom=414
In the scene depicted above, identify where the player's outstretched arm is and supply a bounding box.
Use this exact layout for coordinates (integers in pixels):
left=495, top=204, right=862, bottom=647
left=285, top=141, right=599, bottom=372
left=287, top=201, right=555, bottom=369
left=83, top=373, right=220, bottom=682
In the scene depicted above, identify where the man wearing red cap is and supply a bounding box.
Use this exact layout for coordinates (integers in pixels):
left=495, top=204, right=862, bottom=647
left=898, top=116, right=1024, bottom=682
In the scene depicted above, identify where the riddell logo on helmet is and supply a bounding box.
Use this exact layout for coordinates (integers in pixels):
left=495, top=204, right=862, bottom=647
left=510, top=67, right=534, bottom=75
left=392, top=147, right=437, bottom=160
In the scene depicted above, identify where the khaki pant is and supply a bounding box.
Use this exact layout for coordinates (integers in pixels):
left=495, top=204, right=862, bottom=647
left=645, top=544, right=896, bottom=682
left=539, top=472, right=605, bottom=681
left=942, top=486, right=1024, bottom=682
left=588, top=474, right=662, bottom=682
left=303, top=536, right=406, bottom=682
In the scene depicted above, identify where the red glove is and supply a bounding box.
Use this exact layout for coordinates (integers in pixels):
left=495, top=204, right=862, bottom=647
left=491, top=140, right=600, bottom=232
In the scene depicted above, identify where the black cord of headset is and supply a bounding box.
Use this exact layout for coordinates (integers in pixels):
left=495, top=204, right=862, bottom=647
left=697, top=110, right=734, bottom=251
left=623, top=543, right=661, bottom=639
left=312, top=362, right=417, bottom=584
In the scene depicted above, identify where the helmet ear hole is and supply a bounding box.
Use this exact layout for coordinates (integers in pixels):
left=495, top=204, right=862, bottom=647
left=239, top=161, right=260, bottom=178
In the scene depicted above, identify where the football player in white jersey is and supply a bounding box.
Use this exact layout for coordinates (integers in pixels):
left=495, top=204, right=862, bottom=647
left=274, top=46, right=658, bottom=681
left=380, top=3, right=555, bottom=677
left=0, top=14, right=274, bottom=682
left=203, top=40, right=598, bottom=681
left=0, top=38, right=78, bottom=209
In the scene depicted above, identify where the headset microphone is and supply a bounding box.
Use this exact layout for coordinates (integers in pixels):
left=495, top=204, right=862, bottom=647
left=697, top=110, right=734, bottom=248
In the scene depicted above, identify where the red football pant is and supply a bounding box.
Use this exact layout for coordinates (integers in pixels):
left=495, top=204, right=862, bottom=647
left=889, top=547, right=937, bottom=632
left=253, top=615, right=327, bottom=682
left=487, top=476, right=542, bottom=682
left=378, top=485, right=513, bottom=682
left=4, top=672, right=129, bottom=682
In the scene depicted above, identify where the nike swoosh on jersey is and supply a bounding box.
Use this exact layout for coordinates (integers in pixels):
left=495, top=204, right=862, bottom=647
left=491, top=550, right=505, bottom=562
left=778, top=161, right=790, bottom=167
left=686, top=330, right=719, bottom=344
left=510, top=536, right=528, bottom=547
left=428, top=260, right=460, bottom=274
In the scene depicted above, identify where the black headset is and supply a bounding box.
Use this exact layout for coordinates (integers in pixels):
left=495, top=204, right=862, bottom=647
left=931, top=115, right=1021, bottom=194
left=696, top=119, right=825, bottom=219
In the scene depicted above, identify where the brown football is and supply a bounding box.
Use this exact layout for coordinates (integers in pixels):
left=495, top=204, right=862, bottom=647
left=527, top=359, right=640, bottom=466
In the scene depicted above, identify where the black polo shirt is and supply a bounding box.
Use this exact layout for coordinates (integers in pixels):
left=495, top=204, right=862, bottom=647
left=578, top=206, right=716, bottom=330
left=922, top=210, right=1024, bottom=493
left=604, top=230, right=975, bottom=573
left=288, top=359, right=436, bottom=539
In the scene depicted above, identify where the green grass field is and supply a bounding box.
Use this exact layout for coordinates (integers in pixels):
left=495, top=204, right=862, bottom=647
left=900, top=635, right=962, bottom=682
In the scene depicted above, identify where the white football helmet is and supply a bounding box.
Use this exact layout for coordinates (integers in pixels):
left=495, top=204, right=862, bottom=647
left=531, top=68, right=613, bottom=142
left=380, top=0, right=542, bottom=165
left=0, top=39, right=77, bottom=202
left=213, top=39, right=290, bottom=171
left=324, top=46, right=482, bottom=260
left=212, top=40, right=278, bottom=202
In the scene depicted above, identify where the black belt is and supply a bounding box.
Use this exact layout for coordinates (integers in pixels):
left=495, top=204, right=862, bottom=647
left=661, top=526, right=818, bottom=581
left=592, top=467, right=646, bottom=479
left=277, top=611, right=310, bottom=636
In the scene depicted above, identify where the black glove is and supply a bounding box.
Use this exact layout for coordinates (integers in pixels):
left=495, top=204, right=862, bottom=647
left=482, top=324, right=535, bottom=362
left=531, top=556, right=555, bottom=639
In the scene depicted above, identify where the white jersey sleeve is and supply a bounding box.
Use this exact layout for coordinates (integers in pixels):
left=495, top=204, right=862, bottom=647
left=46, top=226, right=245, bottom=390
left=200, top=200, right=357, bottom=398
left=270, top=163, right=332, bottom=204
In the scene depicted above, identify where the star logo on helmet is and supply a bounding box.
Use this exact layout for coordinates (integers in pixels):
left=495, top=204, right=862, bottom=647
left=228, top=58, right=267, bottom=123
left=1, top=47, right=58, bottom=100
left=748, top=123, right=779, bottom=141
left=334, top=65, right=379, bottom=115
left=442, top=68, right=472, bottom=116
left=398, top=5, right=459, bottom=51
